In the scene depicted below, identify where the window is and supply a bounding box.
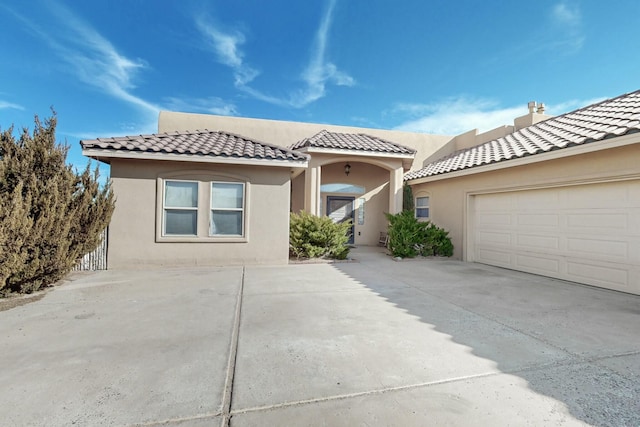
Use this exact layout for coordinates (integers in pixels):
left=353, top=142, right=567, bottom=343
left=158, top=174, right=248, bottom=242
left=164, top=180, right=198, bottom=235
left=416, top=196, right=430, bottom=219
left=320, top=183, right=365, bottom=194
left=210, top=182, right=245, bottom=236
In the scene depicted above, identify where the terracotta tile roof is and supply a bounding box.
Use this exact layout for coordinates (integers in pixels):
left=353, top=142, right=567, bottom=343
left=81, top=130, right=309, bottom=162
left=405, top=90, right=640, bottom=180
left=290, top=130, right=416, bottom=156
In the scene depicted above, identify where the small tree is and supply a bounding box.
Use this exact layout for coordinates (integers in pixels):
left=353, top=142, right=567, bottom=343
left=402, top=183, right=414, bottom=212
left=0, top=114, right=114, bottom=294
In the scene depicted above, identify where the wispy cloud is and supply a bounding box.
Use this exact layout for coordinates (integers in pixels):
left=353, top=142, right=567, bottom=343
left=7, top=3, right=160, bottom=118
left=0, top=100, right=24, bottom=110
left=546, top=96, right=607, bottom=115
left=163, top=96, right=238, bottom=116
left=552, top=1, right=581, bottom=27
left=48, top=5, right=160, bottom=117
left=197, top=0, right=354, bottom=108
left=393, top=95, right=606, bottom=135
left=292, top=0, right=355, bottom=107
left=393, top=97, right=523, bottom=135
left=5, top=3, right=241, bottom=138
left=549, top=1, right=584, bottom=52
left=64, top=119, right=159, bottom=140
left=194, top=19, right=260, bottom=88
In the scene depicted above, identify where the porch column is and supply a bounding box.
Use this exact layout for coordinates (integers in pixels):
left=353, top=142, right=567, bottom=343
left=388, top=166, right=404, bottom=214
left=304, top=163, right=322, bottom=215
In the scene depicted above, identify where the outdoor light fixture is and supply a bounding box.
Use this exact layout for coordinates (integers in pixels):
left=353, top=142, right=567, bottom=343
left=344, top=163, right=351, bottom=176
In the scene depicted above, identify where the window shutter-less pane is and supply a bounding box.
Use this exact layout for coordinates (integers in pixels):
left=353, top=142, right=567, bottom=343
left=211, top=211, right=243, bottom=235
left=165, top=210, right=197, bottom=235
left=416, top=197, right=429, bottom=208
left=416, top=208, right=430, bottom=218
left=416, top=197, right=429, bottom=218
left=212, top=183, right=243, bottom=209
left=166, top=181, right=198, bottom=207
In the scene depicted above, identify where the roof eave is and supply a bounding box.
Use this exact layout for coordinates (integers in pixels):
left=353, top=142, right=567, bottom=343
left=81, top=148, right=309, bottom=169
left=406, top=131, right=640, bottom=185
left=303, top=146, right=416, bottom=159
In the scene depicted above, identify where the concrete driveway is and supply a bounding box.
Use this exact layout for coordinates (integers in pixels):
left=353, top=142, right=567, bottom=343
left=1, top=247, right=639, bottom=426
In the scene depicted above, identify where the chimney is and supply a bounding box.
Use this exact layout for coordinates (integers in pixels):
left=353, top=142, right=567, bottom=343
left=515, top=101, right=552, bottom=130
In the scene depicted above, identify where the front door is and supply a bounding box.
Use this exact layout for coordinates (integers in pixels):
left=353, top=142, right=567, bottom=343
left=326, top=196, right=355, bottom=244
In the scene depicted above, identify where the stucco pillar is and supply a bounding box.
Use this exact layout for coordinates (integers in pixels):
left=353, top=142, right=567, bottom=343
left=304, top=163, right=322, bottom=215
left=388, top=166, right=404, bottom=214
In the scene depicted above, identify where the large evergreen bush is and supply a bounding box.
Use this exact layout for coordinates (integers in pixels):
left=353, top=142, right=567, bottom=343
left=384, top=210, right=453, bottom=258
left=289, top=211, right=351, bottom=260
left=0, top=115, right=114, bottom=295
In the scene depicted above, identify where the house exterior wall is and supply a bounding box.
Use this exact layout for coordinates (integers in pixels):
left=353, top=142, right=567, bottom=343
left=409, top=143, right=640, bottom=261
left=108, top=158, right=292, bottom=268
left=158, top=111, right=453, bottom=172
left=291, top=173, right=305, bottom=213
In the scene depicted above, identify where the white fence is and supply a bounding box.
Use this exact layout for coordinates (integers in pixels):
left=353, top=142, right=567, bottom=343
left=73, top=229, right=108, bottom=271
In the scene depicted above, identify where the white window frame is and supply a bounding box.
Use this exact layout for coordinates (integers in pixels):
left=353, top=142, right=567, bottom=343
left=415, top=195, right=430, bottom=220
left=156, top=172, right=250, bottom=243
left=163, top=179, right=199, bottom=236
left=210, top=181, right=245, bottom=237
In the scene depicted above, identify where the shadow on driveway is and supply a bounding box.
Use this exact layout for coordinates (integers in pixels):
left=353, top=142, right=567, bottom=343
left=328, top=247, right=640, bottom=426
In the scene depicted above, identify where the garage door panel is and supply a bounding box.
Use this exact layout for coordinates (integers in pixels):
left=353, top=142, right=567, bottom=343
left=566, top=183, right=627, bottom=206
left=477, top=248, right=512, bottom=267
left=567, top=213, right=628, bottom=230
left=517, top=214, right=559, bottom=227
left=630, top=181, right=640, bottom=204
left=517, top=234, right=559, bottom=250
left=478, top=213, right=512, bottom=225
left=476, top=193, right=511, bottom=210
left=477, top=230, right=512, bottom=245
left=515, top=254, right=560, bottom=275
left=472, top=180, right=640, bottom=295
left=516, top=191, right=558, bottom=209
left=566, top=261, right=629, bottom=290
left=567, top=238, right=628, bottom=259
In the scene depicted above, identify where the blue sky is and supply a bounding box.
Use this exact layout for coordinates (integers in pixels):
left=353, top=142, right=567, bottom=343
left=1, top=0, right=639, bottom=176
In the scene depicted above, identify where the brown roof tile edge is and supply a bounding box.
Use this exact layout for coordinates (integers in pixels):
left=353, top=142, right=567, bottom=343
left=81, top=129, right=309, bottom=162
left=290, top=129, right=417, bottom=155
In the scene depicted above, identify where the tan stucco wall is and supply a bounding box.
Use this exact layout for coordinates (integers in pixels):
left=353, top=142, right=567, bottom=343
left=158, top=111, right=453, bottom=172
left=319, top=161, right=390, bottom=245
left=108, top=158, right=292, bottom=268
left=409, top=143, right=640, bottom=260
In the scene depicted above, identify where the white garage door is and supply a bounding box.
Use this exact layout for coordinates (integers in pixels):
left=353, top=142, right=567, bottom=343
left=471, top=180, right=640, bottom=295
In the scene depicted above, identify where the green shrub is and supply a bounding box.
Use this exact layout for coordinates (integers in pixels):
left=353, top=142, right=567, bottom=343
left=418, top=222, right=454, bottom=257
left=289, top=211, right=351, bottom=260
left=384, top=210, right=423, bottom=258
left=0, top=114, right=114, bottom=295
left=384, top=210, right=453, bottom=258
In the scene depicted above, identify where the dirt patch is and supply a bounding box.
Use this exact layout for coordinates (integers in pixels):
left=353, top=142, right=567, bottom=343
left=0, top=291, right=48, bottom=312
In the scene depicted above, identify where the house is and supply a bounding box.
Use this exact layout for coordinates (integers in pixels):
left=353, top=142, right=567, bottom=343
left=155, top=113, right=453, bottom=245
left=80, top=120, right=448, bottom=267
left=80, top=131, right=309, bottom=268
left=82, top=89, right=640, bottom=295
left=405, top=91, right=640, bottom=295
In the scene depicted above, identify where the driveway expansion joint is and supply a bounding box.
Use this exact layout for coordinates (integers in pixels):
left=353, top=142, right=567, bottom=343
left=126, top=412, right=222, bottom=427
left=220, top=267, right=245, bottom=427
